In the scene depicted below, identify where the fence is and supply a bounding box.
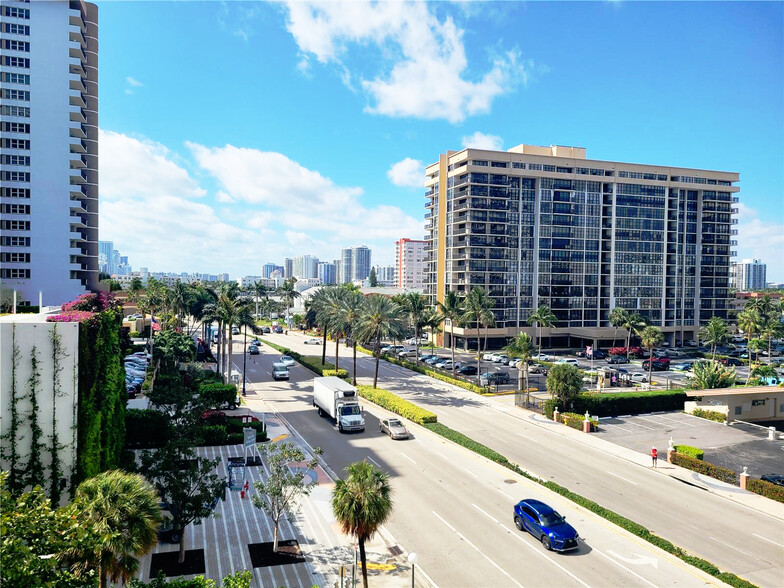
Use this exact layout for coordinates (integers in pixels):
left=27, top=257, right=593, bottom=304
left=515, top=392, right=546, bottom=413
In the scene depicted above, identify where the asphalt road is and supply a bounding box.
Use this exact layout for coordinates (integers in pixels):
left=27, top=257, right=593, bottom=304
left=231, top=340, right=737, bottom=588
left=247, top=333, right=784, bottom=588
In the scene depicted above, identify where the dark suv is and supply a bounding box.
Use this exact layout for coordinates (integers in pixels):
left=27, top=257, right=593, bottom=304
left=479, top=371, right=511, bottom=386
left=642, top=357, right=670, bottom=371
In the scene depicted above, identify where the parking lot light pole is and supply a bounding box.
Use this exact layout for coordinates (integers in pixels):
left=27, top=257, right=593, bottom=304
left=408, top=552, right=418, bottom=588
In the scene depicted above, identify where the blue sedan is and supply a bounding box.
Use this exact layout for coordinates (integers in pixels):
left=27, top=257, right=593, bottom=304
left=513, top=499, right=579, bottom=552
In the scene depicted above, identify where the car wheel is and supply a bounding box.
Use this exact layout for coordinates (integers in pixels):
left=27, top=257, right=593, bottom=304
left=541, top=535, right=552, bottom=551
left=317, top=406, right=323, bottom=416
left=338, top=423, right=343, bottom=433
left=514, top=516, right=524, bottom=531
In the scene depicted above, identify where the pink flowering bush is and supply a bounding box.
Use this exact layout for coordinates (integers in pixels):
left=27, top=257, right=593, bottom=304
left=60, top=291, right=115, bottom=313
left=46, top=310, right=95, bottom=323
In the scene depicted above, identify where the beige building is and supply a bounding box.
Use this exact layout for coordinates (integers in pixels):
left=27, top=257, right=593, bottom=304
left=424, top=143, right=739, bottom=350
left=685, top=385, right=784, bottom=424
left=395, top=238, right=427, bottom=290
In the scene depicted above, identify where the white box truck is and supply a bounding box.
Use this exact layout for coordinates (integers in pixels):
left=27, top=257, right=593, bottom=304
left=313, top=376, right=365, bottom=433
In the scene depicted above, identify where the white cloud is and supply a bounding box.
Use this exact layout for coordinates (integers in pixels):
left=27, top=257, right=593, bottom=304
left=387, top=157, right=424, bottom=188
left=216, top=190, right=235, bottom=203
left=126, top=76, right=144, bottom=87
left=735, top=202, right=784, bottom=280
left=99, top=130, right=205, bottom=201
left=461, top=131, right=503, bottom=151
left=282, top=1, right=524, bottom=122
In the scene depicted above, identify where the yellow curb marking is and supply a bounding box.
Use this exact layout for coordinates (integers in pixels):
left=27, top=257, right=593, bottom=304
left=271, top=433, right=290, bottom=443
left=365, top=562, right=397, bottom=571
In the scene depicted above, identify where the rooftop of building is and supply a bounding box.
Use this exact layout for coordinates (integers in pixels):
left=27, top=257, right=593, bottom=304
left=686, top=385, right=783, bottom=397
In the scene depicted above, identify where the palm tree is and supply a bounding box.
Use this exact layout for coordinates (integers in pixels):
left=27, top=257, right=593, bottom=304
left=331, top=461, right=393, bottom=588
left=276, top=277, right=301, bottom=330
left=355, top=295, right=405, bottom=388
left=527, top=304, right=557, bottom=357
left=307, top=287, right=332, bottom=365
left=462, top=287, right=496, bottom=376
left=609, top=307, right=630, bottom=348
left=437, top=290, right=464, bottom=368
left=758, top=315, right=784, bottom=362
left=74, top=470, right=161, bottom=588
left=690, top=360, right=736, bottom=390
left=336, top=289, right=365, bottom=385
left=322, top=287, right=347, bottom=369
left=640, top=326, right=664, bottom=383
left=737, top=307, right=762, bottom=383
left=168, top=281, right=189, bottom=330
left=401, top=292, right=428, bottom=361
left=252, top=280, right=269, bottom=321
left=700, top=316, right=730, bottom=360
left=505, top=333, right=535, bottom=404
left=621, top=312, right=648, bottom=359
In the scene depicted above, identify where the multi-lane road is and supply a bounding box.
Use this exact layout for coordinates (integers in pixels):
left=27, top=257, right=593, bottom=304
left=231, top=334, right=783, bottom=587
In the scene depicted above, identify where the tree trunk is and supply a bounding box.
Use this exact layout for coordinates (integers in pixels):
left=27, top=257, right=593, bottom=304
left=476, top=320, right=481, bottom=385
left=450, top=323, right=456, bottom=369
left=359, top=537, right=369, bottom=588
left=373, top=338, right=380, bottom=388
left=626, top=330, right=631, bottom=360
left=648, top=348, right=654, bottom=384
left=321, top=327, right=328, bottom=365
left=273, top=521, right=279, bottom=553
left=613, top=327, right=618, bottom=348
left=415, top=325, right=420, bottom=362
left=335, top=336, right=340, bottom=370
left=352, top=343, right=358, bottom=386
left=178, top=527, right=187, bottom=563
left=524, top=362, right=530, bottom=405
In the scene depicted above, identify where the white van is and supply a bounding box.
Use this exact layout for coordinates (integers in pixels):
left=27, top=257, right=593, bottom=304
left=271, top=362, right=290, bottom=381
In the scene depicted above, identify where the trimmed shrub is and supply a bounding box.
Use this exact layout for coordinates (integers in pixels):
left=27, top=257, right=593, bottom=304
left=670, top=452, right=736, bottom=484
left=227, top=432, right=244, bottom=445
left=544, top=398, right=558, bottom=419
left=323, top=369, right=349, bottom=379
left=746, top=479, right=784, bottom=503
left=673, top=444, right=704, bottom=460
left=691, top=408, right=726, bottom=423
left=356, top=384, right=437, bottom=424
left=129, top=330, right=141, bottom=339
left=198, top=383, right=238, bottom=409
left=573, top=390, right=687, bottom=417
left=198, top=425, right=228, bottom=446
left=124, top=409, right=173, bottom=449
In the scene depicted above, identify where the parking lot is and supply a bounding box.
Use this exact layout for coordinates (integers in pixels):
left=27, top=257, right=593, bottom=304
left=596, top=411, right=784, bottom=477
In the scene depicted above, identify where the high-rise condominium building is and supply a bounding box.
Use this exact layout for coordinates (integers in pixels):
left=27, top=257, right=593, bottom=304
left=425, top=143, right=739, bottom=349
left=262, top=262, right=283, bottom=279
left=731, top=259, right=766, bottom=291
left=339, top=246, right=371, bottom=283
left=395, top=238, right=426, bottom=289
left=0, top=0, right=100, bottom=306
left=373, top=265, right=396, bottom=287
left=283, top=258, right=293, bottom=278
left=318, top=261, right=336, bottom=285
left=292, top=254, right=319, bottom=279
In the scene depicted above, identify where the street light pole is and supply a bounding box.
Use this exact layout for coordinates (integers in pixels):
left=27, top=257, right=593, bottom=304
left=407, top=552, right=418, bottom=588
left=242, top=324, right=247, bottom=396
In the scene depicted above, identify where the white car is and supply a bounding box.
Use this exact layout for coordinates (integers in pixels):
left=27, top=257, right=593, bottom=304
left=482, top=352, right=496, bottom=360
left=533, top=353, right=552, bottom=362
left=279, top=355, right=296, bottom=367
left=407, top=337, right=428, bottom=345
left=557, top=358, right=580, bottom=367
left=629, top=373, right=648, bottom=384
left=435, top=359, right=455, bottom=370
left=304, top=338, right=321, bottom=345
left=509, top=358, right=522, bottom=368
left=493, top=354, right=509, bottom=364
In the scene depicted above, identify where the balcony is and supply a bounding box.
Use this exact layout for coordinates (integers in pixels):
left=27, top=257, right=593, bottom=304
left=69, top=74, right=87, bottom=93
left=69, top=155, right=87, bottom=169
left=69, top=136, right=87, bottom=154
left=69, top=122, right=87, bottom=139
left=69, top=169, right=86, bottom=185
left=69, top=62, right=86, bottom=77
left=69, top=90, right=87, bottom=108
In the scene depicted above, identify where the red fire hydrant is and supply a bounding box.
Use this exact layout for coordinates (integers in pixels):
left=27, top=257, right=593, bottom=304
left=241, top=480, right=249, bottom=499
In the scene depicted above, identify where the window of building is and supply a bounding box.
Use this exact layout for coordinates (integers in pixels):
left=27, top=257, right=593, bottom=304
left=0, top=171, right=30, bottom=181
left=2, top=6, right=30, bottom=18
left=2, top=39, right=30, bottom=52
left=0, top=138, right=30, bottom=149
left=0, top=268, right=30, bottom=279
left=491, top=161, right=507, bottom=168
left=0, top=220, right=30, bottom=230
left=0, top=203, right=30, bottom=214
left=471, top=160, right=489, bottom=167
left=2, top=56, right=30, bottom=68
left=1, top=88, right=30, bottom=101
left=2, top=22, right=30, bottom=34
left=2, top=122, right=30, bottom=133
left=0, top=187, right=30, bottom=198
left=0, top=154, right=30, bottom=166
left=0, top=236, right=31, bottom=246
left=2, top=72, right=30, bottom=84
left=528, top=163, right=543, bottom=171
left=0, top=105, right=31, bottom=117
left=543, top=164, right=556, bottom=172
left=0, top=252, right=30, bottom=263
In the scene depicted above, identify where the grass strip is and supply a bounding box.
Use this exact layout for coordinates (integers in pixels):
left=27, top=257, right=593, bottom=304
left=422, top=421, right=758, bottom=588
left=259, top=338, right=335, bottom=375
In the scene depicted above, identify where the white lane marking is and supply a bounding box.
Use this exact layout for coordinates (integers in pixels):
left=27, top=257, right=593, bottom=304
left=457, top=531, right=525, bottom=588
left=432, top=510, right=456, bottom=531
left=604, top=424, right=638, bottom=434
left=606, top=550, right=658, bottom=568
left=463, top=467, right=480, bottom=479
left=606, top=471, right=638, bottom=486
left=400, top=452, right=416, bottom=465
left=436, top=452, right=449, bottom=460
left=496, top=487, right=516, bottom=500
left=472, top=503, right=500, bottom=524
left=366, top=456, right=382, bottom=469
left=489, top=434, right=509, bottom=444
left=709, top=536, right=763, bottom=560
left=621, top=420, right=655, bottom=431
left=753, top=533, right=784, bottom=548
left=516, top=432, right=539, bottom=443
left=596, top=548, right=659, bottom=587
left=506, top=526, right=591, bottom=588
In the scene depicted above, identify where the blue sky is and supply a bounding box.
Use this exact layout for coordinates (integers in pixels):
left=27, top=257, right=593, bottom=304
left=96, top=1, right=784, bottom=280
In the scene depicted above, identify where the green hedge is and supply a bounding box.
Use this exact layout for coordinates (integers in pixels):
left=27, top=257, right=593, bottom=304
left=673, top=444, right=704, bottom=460
left=356, top=385, right=437, bottom=424
left=671, top=452, right=736, bottom=484
left=323, top=369, right=349, bottom=379
left=746, top=479, right=784, bottom=503
left=198, top=383, right=238, bottom=409
left=198, top=425, right=228, bottom=446
left=544, top=391, right=686, bottom=418
left=691, top=408, right=726, bottom=423
left=124, top=409, right=173, bottom=449
left=423, top=413, right=755, bottom=588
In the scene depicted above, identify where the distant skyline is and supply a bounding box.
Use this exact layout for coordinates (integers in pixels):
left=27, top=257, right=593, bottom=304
left=96, top=1, right=783, bottom=280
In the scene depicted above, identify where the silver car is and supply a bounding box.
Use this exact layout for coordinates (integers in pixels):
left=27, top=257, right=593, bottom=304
left=379, top=418, right=409, bottom=440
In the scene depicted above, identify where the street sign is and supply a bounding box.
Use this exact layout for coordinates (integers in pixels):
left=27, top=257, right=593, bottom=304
left=243, top=427, right=256, bottom=448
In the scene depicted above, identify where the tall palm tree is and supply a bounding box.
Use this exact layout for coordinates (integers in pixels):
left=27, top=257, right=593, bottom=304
left=252, top=280, right=269, bottom=321
left=759, top=315, right=784, bottom=361
left=276, top=277, right=301, bottom=330
left=307, top=287, right=332, bottom=365
left=355, top=295, right=404, bottom=388
left=401, top=292, right=428, bottom=361
left=527, top=304, right=557, bottom=357
left=74, top=470, right=161, bottom=588
left=505, top=333, right=535, bottom=404
left=168, top=281, right=189, bottom=330
left=322, top=287, right=347, bottom=369
left=437, top=290, right=464, bottom=368
left=331, top=461, right=393, bottom=588
left=621, top=312, right=648, bottom=359
left=462, top=287, right=496, bottom=378
left=609, top=307, right=630, bottom=348
left=737, top=307, right=762, bottom=383
left=700, top=316, right=730, bottom=360
left=640, top=326, right=664, bottom=383
left=337, top=289, right=365, bottom=385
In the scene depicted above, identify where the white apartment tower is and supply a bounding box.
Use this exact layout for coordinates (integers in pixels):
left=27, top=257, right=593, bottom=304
left=731, top=259, right=766, bottom=291
left=0, top=0, right=100, bottom=306
left=395, top=238, right=426, bottom=289
left=339, top=245, right=371, bottom=283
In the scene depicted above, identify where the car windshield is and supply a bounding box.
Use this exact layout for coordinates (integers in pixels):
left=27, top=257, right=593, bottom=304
left=341, top=405, right=360, bottom=416
left=282, top=356, right=292, bottom=361
left=388, top=419, right=403, bottom=427
left=539, top=511, right=565, bottom=526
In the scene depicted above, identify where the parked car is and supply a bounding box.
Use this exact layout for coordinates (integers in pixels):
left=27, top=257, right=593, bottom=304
left=407, top=337, right=428, bottom=345
left=607, top=355, right=628, bottom=364
left=533, top=353, right=553, bottom=362
left=425, top=356, right=444, bottom=365
left=458, top=365, right=478, bottom=376
left=493, top=354, right=509, bottom=364
left=397, top=348, right=418, bottom=358
left=629, top=373, right=648, bottom=384
left=279, top=355, right=296, bottom=367
left=435, top=359, right=455, bottom=370
left=304, top=338, right=321, bottom=345
left=231, top=327, right=240, bottom=335
left=718, top=357, right=743, bottom=367
left=671, top=362, right=693, bottom=372
left=508, top=358, right=522, bottom=368
left=382, top=345, right=405, bottom=354
left=528, top=364, right=548, bottom=374
left=642, top=358, right=671, bottom=371
left=761, top=474, right=784, bottom=486
left=482, top=352, right=497, bottom=360
left=419, top=354, right=438, bottom=363
left=379, top=418, right=409, bottom=440
left=557, top=358, right=580, bottom=367
left=248, top=345, right=260, bottom=355
left=513, top=499, right=579, bottom=552
left=479, top=371, right=511, bottom=386
left=587, top=349, right=606, bottom=359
